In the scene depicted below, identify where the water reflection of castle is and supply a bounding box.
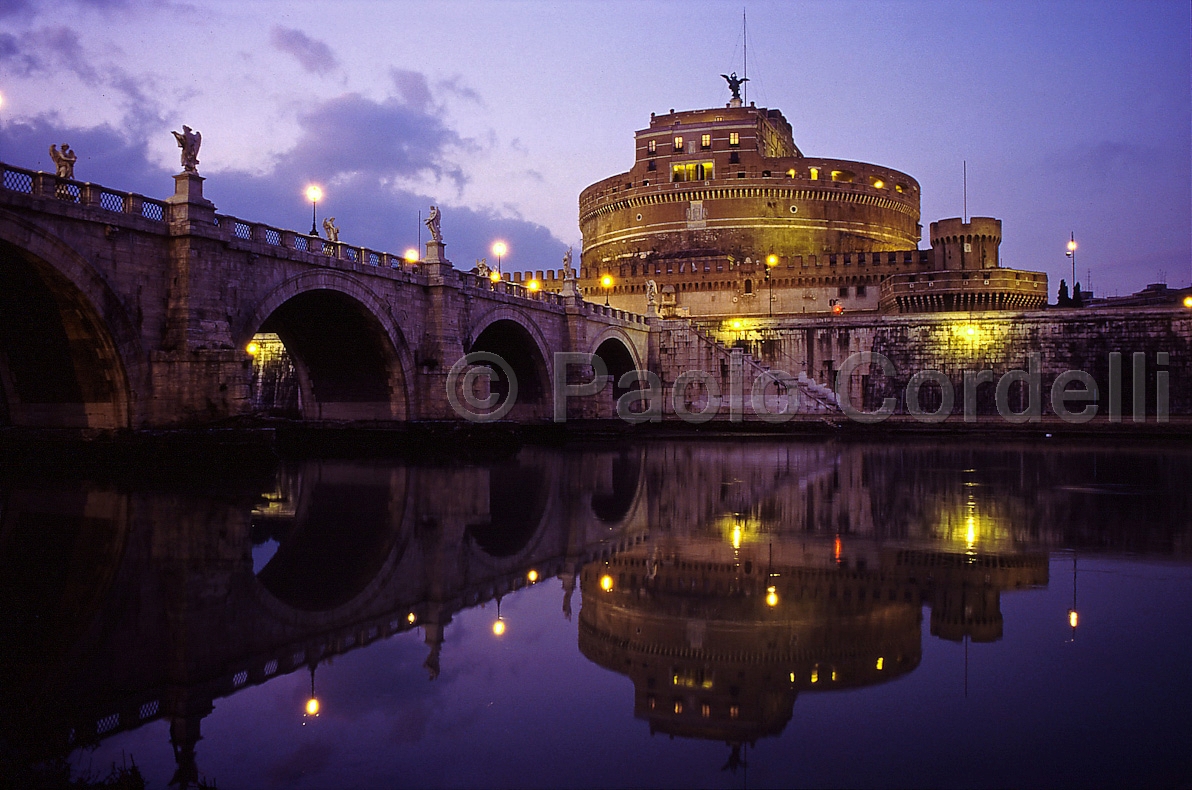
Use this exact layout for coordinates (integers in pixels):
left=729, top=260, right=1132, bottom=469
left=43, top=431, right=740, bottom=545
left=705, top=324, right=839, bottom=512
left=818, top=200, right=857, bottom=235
left=579, top=530, right=1048, bottom=751
left=1, top=442, right=1187, bottom=784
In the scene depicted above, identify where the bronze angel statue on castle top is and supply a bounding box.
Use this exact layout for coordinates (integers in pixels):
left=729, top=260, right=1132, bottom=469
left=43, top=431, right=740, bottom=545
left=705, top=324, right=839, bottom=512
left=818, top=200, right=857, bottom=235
left=721, top=72, right=749, bottom=101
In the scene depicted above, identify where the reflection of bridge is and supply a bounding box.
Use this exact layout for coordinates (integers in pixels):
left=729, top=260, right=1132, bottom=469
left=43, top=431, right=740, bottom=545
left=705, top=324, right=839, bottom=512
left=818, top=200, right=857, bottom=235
left=0, top=448, right=652, bottom=784
left=0, top=162, right=842, bottom=429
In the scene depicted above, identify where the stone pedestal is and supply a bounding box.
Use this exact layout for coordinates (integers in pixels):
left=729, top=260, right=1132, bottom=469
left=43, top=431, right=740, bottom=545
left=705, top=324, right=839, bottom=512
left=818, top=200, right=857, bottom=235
left=166, top=171, right=215, bottom=224
left=422, top=240, right=452, bottom=285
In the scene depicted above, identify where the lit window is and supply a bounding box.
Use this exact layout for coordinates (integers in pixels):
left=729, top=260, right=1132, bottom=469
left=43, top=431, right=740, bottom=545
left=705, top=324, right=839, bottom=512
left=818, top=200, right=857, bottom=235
left=809, top=167, right=819, bottom=180
left=730, top=705, right=740, bottom=719
left=648, top=139, right=656, bottom=154
left=831, top=170, right=855, bottom=183
left=729, top=132, right=740, bottom=146
left=701, top=134, right=711, bottom=149
left=674, top=700, right=683, bottom=714
left=701, top=703, right=711, bottom=718
left=787, top=169, right=796, bottom=178
left=671, top=161, right=715, bottom=182
left=673, top=136, right=684, bottom=151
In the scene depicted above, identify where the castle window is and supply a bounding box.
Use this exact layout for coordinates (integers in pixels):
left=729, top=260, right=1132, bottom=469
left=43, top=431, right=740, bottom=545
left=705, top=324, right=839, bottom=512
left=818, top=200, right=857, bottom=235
left=762, top=170, right=771, bottom=177
left=737, top=171, right=745, bottom=178
left=889, top=252, right=897, bottom=263
left=647, top=160, right=656, bottom=171
left=809, top=167, right=819, bottom=180
left=839, top=286, right=849, bottom=298
left=672, top=161, right=715, bottom=182
left=648, top=139, right=656, bottom=154
left=830, top=170, right=855, bottom=183
left=701, top=134, right=711, bottom=149
left=895, top=183, right=906, bottom=193
left=787, top=169, right=796, bottom=178
left=744, top=279, right=753, bottom=294
left=729, top=132, right=740, bottom=146
left=729, top=151, right=740, bottom=164
left=673, top=136, right=684, bottom=151
left=869, top=176, right=885, bottom=189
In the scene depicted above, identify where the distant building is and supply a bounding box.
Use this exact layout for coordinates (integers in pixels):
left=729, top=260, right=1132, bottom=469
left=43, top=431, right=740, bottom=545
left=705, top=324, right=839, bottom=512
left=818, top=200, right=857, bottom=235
left=568, top=90, right=1047, bottom=317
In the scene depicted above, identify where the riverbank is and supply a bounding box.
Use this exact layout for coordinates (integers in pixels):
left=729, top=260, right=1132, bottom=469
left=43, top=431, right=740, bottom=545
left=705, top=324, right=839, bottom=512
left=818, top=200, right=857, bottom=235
left=3, top=414, right=1191, bottom=474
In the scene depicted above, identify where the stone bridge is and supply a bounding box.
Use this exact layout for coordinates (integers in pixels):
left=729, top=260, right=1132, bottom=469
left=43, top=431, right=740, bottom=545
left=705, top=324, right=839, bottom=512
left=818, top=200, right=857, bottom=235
left=0, top=163, right=667, bottom=428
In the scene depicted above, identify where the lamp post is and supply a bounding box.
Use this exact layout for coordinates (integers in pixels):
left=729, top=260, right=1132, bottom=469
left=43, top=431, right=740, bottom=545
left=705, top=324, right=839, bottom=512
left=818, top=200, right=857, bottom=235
left=306, top=185, right=323, bottom=236
left=492, top=241, right=507, bottom=277
left=601, top=274, right=613, bottom=306
left=1066, top=233, right=1077, bottom=291
left=766, top=254, right=778, bottom=316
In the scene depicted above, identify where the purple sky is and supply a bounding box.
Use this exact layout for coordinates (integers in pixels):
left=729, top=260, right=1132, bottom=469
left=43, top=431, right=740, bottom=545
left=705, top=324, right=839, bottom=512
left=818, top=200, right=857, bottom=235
left=0, top=0, right=1188, bottom=295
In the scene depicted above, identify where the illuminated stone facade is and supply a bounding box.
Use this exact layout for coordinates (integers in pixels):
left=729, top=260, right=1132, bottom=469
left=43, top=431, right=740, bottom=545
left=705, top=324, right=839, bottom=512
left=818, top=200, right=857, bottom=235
left=573, top=99, right=1046, bottom=317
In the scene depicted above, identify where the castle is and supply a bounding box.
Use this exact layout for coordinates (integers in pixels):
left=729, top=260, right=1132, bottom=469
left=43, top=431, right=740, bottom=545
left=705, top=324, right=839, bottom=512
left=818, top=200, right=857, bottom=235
left=540, top=86, right=1049, bottom=318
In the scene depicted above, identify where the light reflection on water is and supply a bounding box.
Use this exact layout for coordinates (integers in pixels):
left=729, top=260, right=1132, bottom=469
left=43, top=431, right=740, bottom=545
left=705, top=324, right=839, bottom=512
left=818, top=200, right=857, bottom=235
left=1, top=440, right=1190, bottom=788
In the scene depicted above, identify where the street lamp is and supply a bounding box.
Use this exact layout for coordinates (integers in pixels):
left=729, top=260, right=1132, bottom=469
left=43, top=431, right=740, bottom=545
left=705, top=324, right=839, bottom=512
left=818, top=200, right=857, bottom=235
left=766, top=254, right=779, bottom=316
left=601, top=274, right=613, bottom=306
left=305, top=185, right=323, bottom=236
left=1066, top=233, right=1077, bottom=292
left=403, top=248, right=419, bottom=265
left=492, top=241, right=507, bottom=275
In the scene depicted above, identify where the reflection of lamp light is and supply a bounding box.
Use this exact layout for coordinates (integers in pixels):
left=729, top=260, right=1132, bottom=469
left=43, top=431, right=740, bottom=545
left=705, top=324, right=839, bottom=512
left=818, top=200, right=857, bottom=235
left=1067, top=552, right=1079, bottom=641
left=406, top=612, right=417, bottom=625
left=304, top=665, right=320, bottom=720
left=765, top=586, right=778, bottom=607
left=600, top=574, right=614, bottom=592
left=492, top=597, right=506, bottom=636
left=527, top=279, right=540, bottom=292
left=527, top=569, right=539, bottom=583
left=245, top=340, right=260, bottom=356
left=305, top=185, right=322, bottom=236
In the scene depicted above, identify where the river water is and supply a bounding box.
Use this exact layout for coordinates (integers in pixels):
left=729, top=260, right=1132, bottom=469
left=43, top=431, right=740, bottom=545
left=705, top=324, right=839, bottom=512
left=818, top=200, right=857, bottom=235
left=2, top=438, right=1190, bottom=788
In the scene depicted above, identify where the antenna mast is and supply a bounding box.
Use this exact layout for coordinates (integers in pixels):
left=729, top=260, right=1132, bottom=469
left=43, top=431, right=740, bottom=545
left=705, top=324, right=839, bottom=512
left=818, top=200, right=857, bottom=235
left=963, top=160, right=967, bottom=223
left=742, top=8, right=748, bottom=105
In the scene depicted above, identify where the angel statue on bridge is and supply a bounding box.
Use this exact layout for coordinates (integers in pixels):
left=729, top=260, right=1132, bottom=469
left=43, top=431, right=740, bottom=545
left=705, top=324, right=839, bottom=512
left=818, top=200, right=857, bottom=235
left=322, top=217, right=340, bottom=242
left=171, top=126, right=202, bottom=173
left=49, top=144, right=77, bottom=179
left=425, top=205, right=442, bottom=243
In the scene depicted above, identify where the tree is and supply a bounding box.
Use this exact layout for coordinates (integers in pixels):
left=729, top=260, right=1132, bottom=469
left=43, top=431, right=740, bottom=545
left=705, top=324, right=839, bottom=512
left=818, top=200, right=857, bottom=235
left=1057, top=279, right=1071, bottom=307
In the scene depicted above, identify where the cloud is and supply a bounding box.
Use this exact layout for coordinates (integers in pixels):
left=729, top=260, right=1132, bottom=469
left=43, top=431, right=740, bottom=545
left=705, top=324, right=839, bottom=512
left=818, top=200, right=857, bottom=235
left=390, top=69, right=433, bottom=114
left=286, top=92, right=466, bottom=186
left=270, top=26, right=338, bottom=75
left=436, top=74, right=483, bottom=106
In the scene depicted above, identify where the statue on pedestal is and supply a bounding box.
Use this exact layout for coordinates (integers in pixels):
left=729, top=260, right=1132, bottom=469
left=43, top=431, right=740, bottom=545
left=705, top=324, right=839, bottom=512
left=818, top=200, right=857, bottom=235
left=646, top=279, right=658, bottom=309
left=721, top=72, right=749, bottom=101
left=171, top=125, right=202, bottom=173
left=322, top=217, right=339, bottom=242
left=562, top=247, right=574, bottom=280
left=475, top=257, right=490, bottom=277
left=425, top=205, right=442, bottom=243
left=49, top=143, right=77, bottom=179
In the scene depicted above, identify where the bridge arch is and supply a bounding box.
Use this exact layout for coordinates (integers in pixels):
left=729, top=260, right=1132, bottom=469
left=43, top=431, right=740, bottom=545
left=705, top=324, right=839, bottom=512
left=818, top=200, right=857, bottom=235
left=240, top=272, right=414, bottom=420
left=467, top=308, right=554, bottom=420
left=0, top=212, right=140, bottom=428
left=590, top=328, right=644, bottom=405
